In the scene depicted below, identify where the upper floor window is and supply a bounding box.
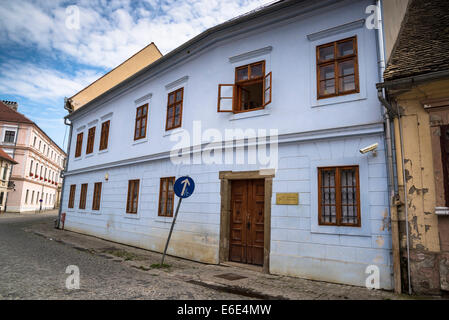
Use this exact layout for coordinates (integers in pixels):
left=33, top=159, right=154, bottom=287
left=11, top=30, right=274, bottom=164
left=75, top=132, right=83, bottom=158
left=218, top=60, right=272, bottom=113
left=29, top=160, right=33, bottom=176
left=166, top=88, right=183, bottom=131
left=99, top=120, right=110, bottom=151
left=33, top=136, right=36, bottom=147
left=134, top=104, right=148, bottom=140
left=318, top=166, right=360, bottom=227
left=316, top=36, right=359, bottom=99
left=4, top=130, right=15, bottom=143
left=86, top=127, right=96, bottom=154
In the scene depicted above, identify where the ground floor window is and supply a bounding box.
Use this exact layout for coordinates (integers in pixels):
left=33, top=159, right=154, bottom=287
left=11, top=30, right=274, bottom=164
left=79, top=184, right=88, bottom=209
left=68, top=185, right=76, bottom=208
left=92, top=182, right=102, bottom=211
left=158, top=177, right=175, bottom=217
left=126, top=180, right=140, bottom=214
left=318, top=166, right=360, bottom=227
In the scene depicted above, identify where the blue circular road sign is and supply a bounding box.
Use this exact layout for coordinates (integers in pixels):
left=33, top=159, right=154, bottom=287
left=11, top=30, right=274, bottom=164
left=174, top=176, right=195, bottom=198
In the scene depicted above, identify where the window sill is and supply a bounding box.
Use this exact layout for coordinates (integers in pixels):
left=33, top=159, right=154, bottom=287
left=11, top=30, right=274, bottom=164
left=132, top=138, right=148, bottom=146
left=123, top=213, right=140, bottom=219
left=229, top=108, right=271, bottom=121
left=155, top=216, right=173, bottom=223
left=163, top=128, right=184, bottom=137
left=98, top=149, right=109, bottom=154
left=85, top=153, right=95, bottom=159
left=311, top=93, right=366, bottom=108
left=73, top=157, right=82, bottom=161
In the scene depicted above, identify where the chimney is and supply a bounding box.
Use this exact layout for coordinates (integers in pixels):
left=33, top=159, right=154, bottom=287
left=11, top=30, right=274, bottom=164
left=2, top=100, right=18, bottom=111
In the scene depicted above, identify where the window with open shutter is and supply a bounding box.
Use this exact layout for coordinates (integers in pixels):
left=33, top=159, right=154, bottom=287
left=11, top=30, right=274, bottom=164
left=217, top=60, right=272, bottom=114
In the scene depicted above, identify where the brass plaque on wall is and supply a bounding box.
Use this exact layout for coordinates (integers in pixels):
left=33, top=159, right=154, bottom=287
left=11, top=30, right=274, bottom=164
left=276, top=193, right=299, bottom=205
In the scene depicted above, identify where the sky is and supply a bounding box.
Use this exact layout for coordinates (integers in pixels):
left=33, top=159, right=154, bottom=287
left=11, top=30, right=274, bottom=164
left=0, top=0, right=273, bottom=150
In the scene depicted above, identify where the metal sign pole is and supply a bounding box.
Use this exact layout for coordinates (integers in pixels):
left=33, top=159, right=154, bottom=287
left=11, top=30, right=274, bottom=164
left=161, top=197, right=183, bottom=266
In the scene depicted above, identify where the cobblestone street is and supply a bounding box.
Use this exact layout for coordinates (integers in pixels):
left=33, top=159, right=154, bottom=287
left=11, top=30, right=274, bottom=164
left=0, top=212, right=412, bottom=300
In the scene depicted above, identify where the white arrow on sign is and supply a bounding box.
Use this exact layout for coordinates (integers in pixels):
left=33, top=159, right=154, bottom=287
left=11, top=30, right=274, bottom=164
left=181, top=178, right=190, bottom=196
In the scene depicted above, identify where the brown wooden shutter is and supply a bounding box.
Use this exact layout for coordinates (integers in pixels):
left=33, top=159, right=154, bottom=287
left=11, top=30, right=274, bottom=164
left=75, top=133, right=83, bottom=157
left=263, top=72, right=272, bottom=107
left=100, top=121, right=110, bottom=151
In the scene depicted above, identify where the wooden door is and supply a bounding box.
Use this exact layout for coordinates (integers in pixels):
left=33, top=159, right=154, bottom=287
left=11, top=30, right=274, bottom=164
left=229, top=179, right=264, bottom=265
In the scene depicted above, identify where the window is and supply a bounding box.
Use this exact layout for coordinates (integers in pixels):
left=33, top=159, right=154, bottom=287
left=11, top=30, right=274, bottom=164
left=0, top=192, right=4, bottom=205
left=75, top=132, right=83, bottom=157
left=86, top=127, right=96, bottom=154
left=35, top=163, right=39, bottom=178
left=166, top=88, right=183, bottom=130
left=68, top=185, right=76, bottom=208
left=33, top=136, right=36, bottom=147
left=126, top=180, right=140, bottom=214
left=29, top=160, right=33, bottom=176
left=316, top=36, right=359, bottom=99
left=79, top=183, right=88, bottom=209
left=158, top=177, right=175, bottom=217
left=31, top=191, right=35, bottom=204
left=318, top=166, right=360, bottom=227
left=4, top=130, right=15, bottom=143
left=218, top=61, right=272, bottom=113
left=25, top=190, right=29, bottom=204
left=36, top=192, right=39, bottom=204
left=92, top=182, right=102, bottom=211
left=134, top=104, right=148, bottom=140
left=99, top=120, right=110, bottom=151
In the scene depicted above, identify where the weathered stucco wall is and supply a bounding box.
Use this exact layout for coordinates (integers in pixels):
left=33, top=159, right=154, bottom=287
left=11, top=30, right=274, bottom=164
left=394, top=78, right=449, bottom=294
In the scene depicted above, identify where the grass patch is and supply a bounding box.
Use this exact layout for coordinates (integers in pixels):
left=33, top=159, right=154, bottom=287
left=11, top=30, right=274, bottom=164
left=104, top=249, right=139, bottom=261
left=150, top=263, right=171, bottom=269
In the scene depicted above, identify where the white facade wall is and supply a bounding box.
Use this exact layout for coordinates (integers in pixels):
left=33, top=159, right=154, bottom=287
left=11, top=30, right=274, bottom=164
left=63, top=0, right=392, bottom=289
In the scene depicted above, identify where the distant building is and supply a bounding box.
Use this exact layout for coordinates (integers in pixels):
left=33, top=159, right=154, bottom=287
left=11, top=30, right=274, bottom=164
left=0, top=147, right=18, bottom=212
left=0, top=100, right=67, bottom=212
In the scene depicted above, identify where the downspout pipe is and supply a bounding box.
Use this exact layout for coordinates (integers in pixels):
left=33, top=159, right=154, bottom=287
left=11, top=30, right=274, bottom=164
left=56, top=116, right=72, bottom=229
left=375, top=0, right=402, bottom=294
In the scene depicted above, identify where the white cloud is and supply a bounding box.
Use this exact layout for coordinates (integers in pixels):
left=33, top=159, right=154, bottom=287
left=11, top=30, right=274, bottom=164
left=0, top=62, right=102, bottom=102
left=0, top=0, right=274, bottom=70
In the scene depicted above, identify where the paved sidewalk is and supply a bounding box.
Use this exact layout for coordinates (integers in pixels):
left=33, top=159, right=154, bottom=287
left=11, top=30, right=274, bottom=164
left=25, top=218, right=412, bottom=300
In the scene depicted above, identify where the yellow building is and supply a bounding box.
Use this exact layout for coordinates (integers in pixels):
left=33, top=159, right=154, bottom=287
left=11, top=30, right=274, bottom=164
left=379, top=0, right=449, bottom=295
left=65, top=42, right=162, bottom=112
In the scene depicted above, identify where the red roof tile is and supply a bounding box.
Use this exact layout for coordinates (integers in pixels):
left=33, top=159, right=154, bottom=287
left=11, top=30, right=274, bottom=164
left=0, top=100, right=33, bottom=124
left=0, top=147, right=18, bottom=164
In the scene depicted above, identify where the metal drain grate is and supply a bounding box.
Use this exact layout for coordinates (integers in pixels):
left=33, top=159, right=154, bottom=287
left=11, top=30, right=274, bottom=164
left=214, top=273, right=248, bottom=281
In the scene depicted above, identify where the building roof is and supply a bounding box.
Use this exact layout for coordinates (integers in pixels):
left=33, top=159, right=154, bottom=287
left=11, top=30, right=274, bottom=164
left=66, top=42, right=162, bottom=112
left=384, top=0, right=449, bottom=81
left=0, top=147, right=18, bottom=164
left=0, top=101, right=66, bottom=155
left=0, top=100, right=33, bottom=124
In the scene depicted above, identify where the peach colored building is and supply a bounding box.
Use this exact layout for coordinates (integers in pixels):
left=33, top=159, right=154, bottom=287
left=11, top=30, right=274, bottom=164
left=0, top=100, right=66, bottom=212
